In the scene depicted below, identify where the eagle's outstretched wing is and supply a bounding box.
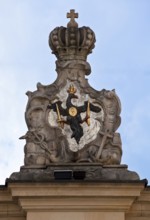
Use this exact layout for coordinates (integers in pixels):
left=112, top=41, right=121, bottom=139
left=78, top=101, right=101, bottom=113
left=48, top=101, right=67, bottom=116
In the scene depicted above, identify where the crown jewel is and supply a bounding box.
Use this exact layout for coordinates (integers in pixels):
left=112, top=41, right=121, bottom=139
left=49, top=9, right=96, bottom=61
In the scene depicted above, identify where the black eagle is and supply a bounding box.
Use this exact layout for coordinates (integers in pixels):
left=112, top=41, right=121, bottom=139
left=48, top=92, right=101, bottom=144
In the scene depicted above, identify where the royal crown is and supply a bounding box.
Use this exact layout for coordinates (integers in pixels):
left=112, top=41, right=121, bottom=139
left=49, top=9, right=96, bottom=61
left=67, top=85, right=77, bottom=94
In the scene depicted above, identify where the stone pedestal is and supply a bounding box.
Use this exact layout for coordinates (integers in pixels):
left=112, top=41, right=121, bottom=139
left=9, top=164, right=140, bottom=182
left=7, top=180, right=145, bottom=220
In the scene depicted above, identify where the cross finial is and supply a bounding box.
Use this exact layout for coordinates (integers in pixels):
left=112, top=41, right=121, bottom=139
left=67, top=9, right=78, bottom=28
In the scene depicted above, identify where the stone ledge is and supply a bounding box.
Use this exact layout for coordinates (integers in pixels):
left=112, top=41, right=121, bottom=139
left=7, top=164, right=141, bottom=183
left=6, top=180, right=145, bottom=213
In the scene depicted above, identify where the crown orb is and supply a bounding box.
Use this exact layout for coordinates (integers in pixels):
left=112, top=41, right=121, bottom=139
left=70, top=39, right=76, bottom=45
left=87, top=34, right=93, bottom=40
left=86, top=40, right=91, bottom=46
left=53, top=35, right=58, bottom=41
left=70, top=33, right=75, bottom=38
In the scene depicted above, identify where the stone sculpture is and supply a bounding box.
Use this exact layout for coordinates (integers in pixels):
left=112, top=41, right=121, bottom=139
left=20, top=9, right=123, bottom=167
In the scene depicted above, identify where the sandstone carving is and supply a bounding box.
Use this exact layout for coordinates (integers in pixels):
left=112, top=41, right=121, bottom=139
left=20, top=9, right=122, bottom=167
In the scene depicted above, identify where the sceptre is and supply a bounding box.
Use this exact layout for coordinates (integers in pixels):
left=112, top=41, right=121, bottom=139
left=86, top=100, right=90, bottom=126
left=56, top=103, right=64, bottom=128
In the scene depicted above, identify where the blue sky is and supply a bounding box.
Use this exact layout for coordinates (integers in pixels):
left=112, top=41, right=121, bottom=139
left=0, top=0, right=150, bottom=184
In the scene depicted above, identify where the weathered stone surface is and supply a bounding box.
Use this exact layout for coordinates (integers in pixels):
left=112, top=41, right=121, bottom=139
left=9, top=164, right=139, bottom=182
left=20, top=10, right=123, bottom=168
left=21, top=76, right=122, bottom=166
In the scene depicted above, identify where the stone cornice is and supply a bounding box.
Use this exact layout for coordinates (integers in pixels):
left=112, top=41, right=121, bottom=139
left=7, top=181, right=145, bottom=212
